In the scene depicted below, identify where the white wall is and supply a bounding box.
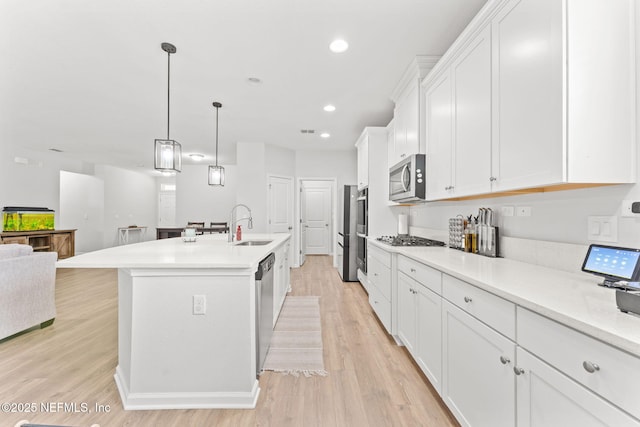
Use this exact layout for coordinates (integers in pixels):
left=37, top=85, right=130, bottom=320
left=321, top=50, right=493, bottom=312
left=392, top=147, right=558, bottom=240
left=295, top=150, right=357, bottom=187
left=237, top=142, right=267, bottom=232
left=59, top=171, right=105, bottom=254
left=266, top=144, right=295, bottom=177
left=175, top=164, right=239, bottom=227
left=0, top=143, right=87, bottom=229
left=95, top=165, right=158, bottom=247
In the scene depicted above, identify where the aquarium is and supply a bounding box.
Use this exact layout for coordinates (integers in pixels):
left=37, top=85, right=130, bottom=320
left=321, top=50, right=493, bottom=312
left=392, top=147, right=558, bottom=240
left=2, top=207, right=55, bottom=231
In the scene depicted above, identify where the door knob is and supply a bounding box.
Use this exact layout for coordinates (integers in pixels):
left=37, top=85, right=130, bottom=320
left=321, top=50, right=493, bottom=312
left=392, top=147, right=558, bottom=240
left=513, top=366, right=525, bottom=376
left=288, top=226, right=293, bottom=230
left=499, top=356, right=510, bottom=365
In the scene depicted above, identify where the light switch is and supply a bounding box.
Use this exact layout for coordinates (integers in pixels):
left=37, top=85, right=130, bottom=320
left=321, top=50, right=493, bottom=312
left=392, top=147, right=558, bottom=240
left=587, top=216, right=618, bottom=243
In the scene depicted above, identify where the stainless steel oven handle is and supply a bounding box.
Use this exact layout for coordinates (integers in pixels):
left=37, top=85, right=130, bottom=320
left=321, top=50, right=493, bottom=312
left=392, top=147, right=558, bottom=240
left=401, top=164, right=410, bottom=192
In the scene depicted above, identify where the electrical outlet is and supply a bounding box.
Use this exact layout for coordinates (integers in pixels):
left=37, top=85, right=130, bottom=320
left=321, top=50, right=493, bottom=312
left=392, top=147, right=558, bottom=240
left=621, top=200, right=640, bottom=218
left=516, top=206, right=531, bottom=217
left=193, top=295, right=206, bottom=315
left=587, top=216, right=618, bottom=242
left=501, top=206, right=515, bottom=217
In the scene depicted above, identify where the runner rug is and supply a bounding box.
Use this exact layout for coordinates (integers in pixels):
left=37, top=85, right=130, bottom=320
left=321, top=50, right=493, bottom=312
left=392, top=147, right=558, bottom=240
left=262, top=296, right=327, bottom=377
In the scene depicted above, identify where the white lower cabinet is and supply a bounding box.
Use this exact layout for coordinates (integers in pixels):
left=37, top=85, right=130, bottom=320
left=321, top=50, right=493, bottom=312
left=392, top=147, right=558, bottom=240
left=273, top=241, right=290, bottom=327
left=367, top=243, right=392, bottom=333
left=390, top=255, right=640, bottom=426
left=442, top=300, right=516, bottom=427
left=515, top=347, right=640, bottom=427
left=397, top=269, right=443, bottom=393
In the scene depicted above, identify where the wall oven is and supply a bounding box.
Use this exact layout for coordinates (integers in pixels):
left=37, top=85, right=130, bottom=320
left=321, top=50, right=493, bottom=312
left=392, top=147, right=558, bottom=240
left=356, top=188, right=367, bottom=273
left=389, top=153, right=426, bottom=202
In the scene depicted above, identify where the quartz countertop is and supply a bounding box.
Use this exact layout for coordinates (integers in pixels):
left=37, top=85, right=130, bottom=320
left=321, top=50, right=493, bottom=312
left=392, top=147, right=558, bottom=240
left=368, top=238, right=640, bottom=358
left=57, top=233, right=290, bottom=270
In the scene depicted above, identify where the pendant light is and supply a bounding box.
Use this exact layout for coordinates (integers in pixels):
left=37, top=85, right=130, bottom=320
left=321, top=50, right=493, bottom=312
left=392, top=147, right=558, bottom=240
left=154, top=42, right=182, bottom=173
left=208, top=102, right=225, bottom=186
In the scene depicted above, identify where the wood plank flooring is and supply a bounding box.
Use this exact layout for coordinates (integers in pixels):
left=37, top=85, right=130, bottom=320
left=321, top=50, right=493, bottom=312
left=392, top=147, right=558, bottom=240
left=0, top=255, right=459, bottom=427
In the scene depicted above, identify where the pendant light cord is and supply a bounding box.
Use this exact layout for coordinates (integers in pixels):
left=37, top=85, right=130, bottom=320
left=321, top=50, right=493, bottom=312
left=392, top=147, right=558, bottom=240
left=215, top=106, right=219, bottom=167
left=167, top=50, right=171, bottom=140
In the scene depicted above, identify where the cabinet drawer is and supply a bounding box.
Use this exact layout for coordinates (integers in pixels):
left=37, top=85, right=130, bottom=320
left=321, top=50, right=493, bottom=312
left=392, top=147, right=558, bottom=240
left=368, top=256, right=391, bottom=301
left=368, top=243, right=391, bottom=268
left=518, top=307, right=640, bottom=420
left=443, top=274, right=515, bottom=340
left=368, top=283, right=391, bottom=333
left=397, top=255, right=442, bottom=295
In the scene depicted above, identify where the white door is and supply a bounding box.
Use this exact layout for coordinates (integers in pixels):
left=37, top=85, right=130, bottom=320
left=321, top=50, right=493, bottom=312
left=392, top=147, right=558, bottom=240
left=158, top=193, right=176, bottom=226
left=299, top=186, right=307, bottom=266
left=268, top=176, right=293, bottom=234
left=268, top=175, right=294, bottom=264
left=301, top=181, right=332, bottom=255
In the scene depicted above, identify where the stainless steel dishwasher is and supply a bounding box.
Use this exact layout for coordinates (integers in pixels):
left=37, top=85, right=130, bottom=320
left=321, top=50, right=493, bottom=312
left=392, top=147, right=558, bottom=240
left=255, top=253, right=275, bottom=375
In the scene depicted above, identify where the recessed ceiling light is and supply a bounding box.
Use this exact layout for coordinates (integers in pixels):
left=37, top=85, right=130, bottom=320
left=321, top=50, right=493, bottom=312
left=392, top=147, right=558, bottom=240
left=320, top=132, right=331, bottom=138
left=189, top=153, right=205, bottom=161
left=323, top=104, right=336, bottom=112
left=329, top=39, right=349, bottom=53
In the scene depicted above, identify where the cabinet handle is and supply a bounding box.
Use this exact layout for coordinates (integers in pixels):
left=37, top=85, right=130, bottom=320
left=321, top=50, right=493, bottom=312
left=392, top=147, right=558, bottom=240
left=410, top=268, right=416, bottom=273
left=499, top=356, right=510, bottom=365
left=583, top=361, right=600, bottom=374
left=513, top=366, right=525, bottom=376
left=489, top=176, right=497, bottom=182
left=463, top=296, right=472, bottom=303
left=374, top=273, right=378, bottom=276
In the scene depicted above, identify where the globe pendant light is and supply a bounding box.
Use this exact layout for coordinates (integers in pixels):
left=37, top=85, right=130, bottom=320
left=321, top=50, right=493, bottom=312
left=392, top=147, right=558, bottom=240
left=208, top=102, right=225, bottom=186
left=154, top=42, right=182, bottom=173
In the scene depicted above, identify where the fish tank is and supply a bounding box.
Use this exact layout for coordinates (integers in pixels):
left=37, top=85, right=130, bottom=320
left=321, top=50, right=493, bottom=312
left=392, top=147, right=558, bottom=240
left=2, top=207, right=55, bottom=232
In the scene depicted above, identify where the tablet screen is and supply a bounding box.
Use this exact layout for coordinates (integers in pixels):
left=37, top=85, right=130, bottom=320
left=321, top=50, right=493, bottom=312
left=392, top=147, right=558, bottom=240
left=581, top=244, right=640, bottom=282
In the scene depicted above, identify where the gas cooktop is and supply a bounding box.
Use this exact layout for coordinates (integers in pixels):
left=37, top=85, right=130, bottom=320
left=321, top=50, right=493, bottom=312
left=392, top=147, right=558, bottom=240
left=376, top=235, right=446, bottom=247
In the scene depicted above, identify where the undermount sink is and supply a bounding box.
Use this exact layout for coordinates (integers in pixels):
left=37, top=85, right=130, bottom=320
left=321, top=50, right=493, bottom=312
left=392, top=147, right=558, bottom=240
left=234, top=240, right=273, bottom=246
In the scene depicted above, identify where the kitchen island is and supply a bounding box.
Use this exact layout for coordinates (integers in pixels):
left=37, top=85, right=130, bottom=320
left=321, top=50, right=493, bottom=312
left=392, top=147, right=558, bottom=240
left=57, top=233, right=290, bottom=410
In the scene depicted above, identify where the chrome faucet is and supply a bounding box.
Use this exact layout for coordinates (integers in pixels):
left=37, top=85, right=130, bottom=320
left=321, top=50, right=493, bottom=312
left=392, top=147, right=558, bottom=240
left=228, top=204, right=253, bottom=242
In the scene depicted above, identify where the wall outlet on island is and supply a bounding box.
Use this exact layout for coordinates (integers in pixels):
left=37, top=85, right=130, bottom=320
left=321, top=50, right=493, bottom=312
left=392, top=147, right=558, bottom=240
left=193, top=295, right=206, bottom=315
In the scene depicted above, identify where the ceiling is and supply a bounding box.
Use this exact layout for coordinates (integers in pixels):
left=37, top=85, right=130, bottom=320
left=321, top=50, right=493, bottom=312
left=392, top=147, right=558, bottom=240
left=1, top=0, right=487, bottom=174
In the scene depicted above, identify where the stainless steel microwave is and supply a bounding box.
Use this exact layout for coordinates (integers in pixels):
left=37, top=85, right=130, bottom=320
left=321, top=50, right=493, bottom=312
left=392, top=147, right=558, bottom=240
left=389, top=154, right=426, bottom=202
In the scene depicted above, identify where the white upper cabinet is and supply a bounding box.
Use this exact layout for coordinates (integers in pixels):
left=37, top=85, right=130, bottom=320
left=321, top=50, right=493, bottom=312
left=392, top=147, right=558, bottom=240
left=452, top=25, right=492, bottom=197
left=422, top=0, right=636, bottom=200
left=425, top=72, right=453, bottom=200
left=491, top=0, right=564, bottom=190
left=389, top=56, right=439, bottom=168
left=355, top=132, right=369, bottom=190
left=426, top=26, right=492, bottom=200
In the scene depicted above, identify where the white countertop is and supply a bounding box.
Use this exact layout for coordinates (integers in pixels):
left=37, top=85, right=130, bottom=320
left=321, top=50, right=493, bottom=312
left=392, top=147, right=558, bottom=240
left=369, top=238, right=640, bottom=358
left=57, top=233, right=290, bottom=270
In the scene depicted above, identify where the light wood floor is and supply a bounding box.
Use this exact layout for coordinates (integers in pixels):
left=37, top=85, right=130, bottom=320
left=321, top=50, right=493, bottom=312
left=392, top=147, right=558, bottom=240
left=0, top=255, right=459, bottom=427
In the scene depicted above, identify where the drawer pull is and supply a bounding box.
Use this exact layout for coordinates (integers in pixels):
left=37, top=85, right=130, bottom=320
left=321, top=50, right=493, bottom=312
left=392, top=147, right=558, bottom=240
left=410, top=268, right=416, bottom=273
left=499, top=356, right=510, bottom=365
left=582, top=361, right=600, bottom=374
left=513, top=366, right=525, bottom=376
left=463, top=296, right=472, bottom=303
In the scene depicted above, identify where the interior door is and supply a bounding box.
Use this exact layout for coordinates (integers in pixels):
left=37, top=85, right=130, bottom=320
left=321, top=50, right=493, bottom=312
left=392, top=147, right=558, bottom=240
left=299, top=185, right=306, bottom=266
left=301, top=181, right=332, bottom=255
left=268, top=175, right=294, bottom=263
left=268, top=176, right=293, bottom=234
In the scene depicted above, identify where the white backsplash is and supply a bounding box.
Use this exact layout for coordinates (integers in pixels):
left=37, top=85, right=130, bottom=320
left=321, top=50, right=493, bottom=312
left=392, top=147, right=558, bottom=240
left=411, top=226, right=588, bottom=274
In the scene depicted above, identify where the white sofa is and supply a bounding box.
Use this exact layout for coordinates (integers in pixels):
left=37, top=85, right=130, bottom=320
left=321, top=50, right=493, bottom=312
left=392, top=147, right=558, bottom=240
left=0, top=244, right=57, bottom=340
